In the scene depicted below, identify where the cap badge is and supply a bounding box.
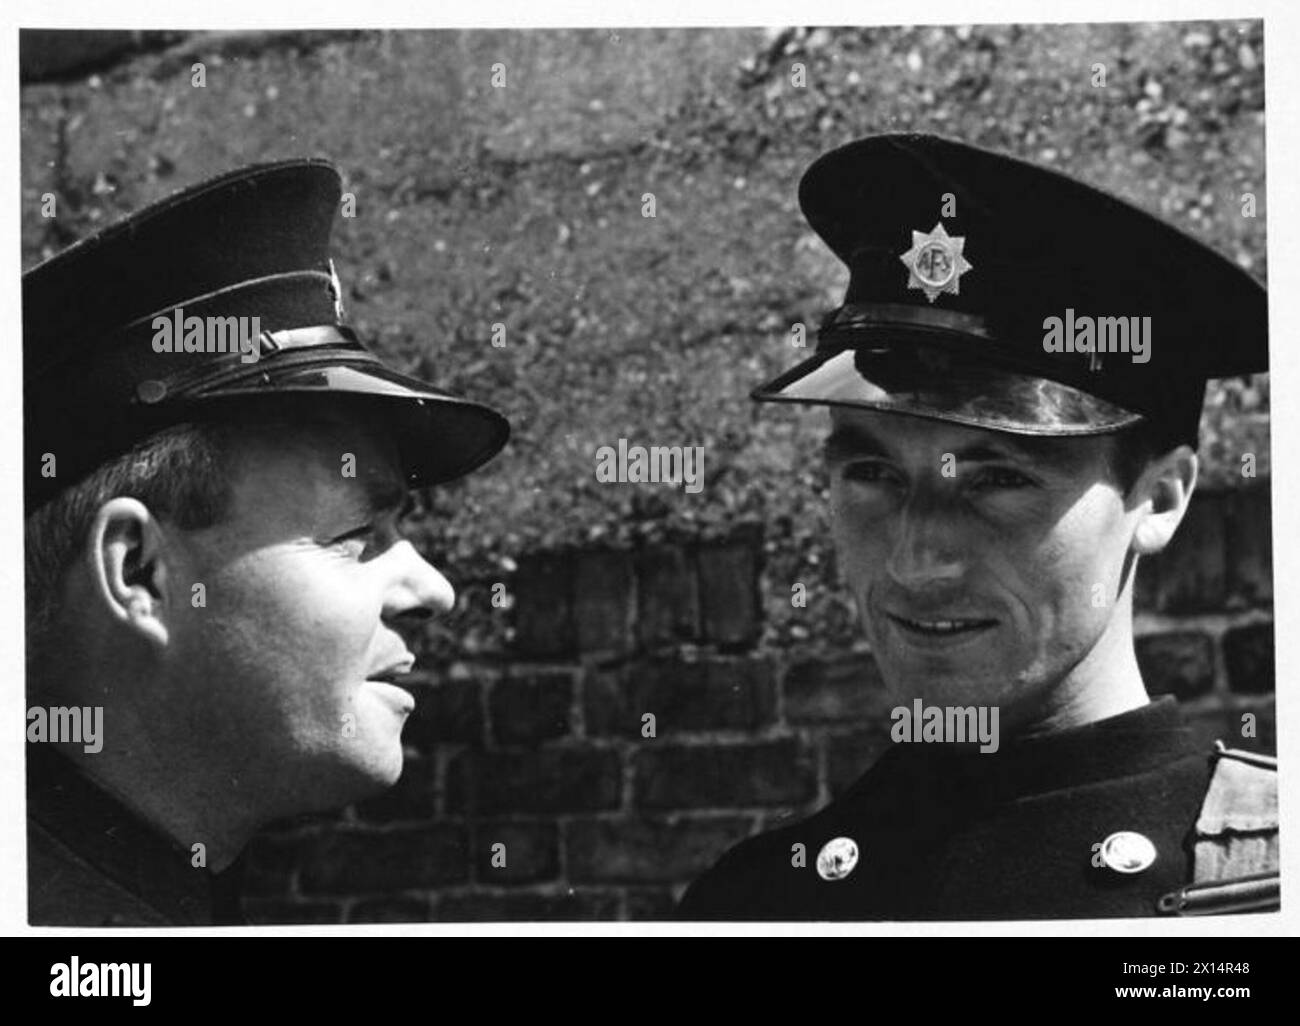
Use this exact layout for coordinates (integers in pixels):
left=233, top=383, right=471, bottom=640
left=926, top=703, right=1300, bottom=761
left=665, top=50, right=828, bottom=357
left=900, top=222, right=973, bottom=303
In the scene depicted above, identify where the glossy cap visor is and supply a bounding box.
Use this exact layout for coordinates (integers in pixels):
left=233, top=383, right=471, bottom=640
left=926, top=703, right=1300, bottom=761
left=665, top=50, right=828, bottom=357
left=184, top=358, right=510, bottom=487
left=752, top=342, right=1145, bottom=437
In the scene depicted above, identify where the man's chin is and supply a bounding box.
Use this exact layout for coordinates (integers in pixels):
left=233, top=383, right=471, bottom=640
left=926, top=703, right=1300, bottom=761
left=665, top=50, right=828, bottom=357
left=290, top=740, right=407, bottom=813
left=350, top=742, right=407, bottom=792
left=882, top=664, right=1017, bottom=710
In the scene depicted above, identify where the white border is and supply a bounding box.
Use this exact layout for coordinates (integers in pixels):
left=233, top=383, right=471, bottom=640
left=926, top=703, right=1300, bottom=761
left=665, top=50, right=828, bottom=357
left=3, top=0, right=1296, bottom=940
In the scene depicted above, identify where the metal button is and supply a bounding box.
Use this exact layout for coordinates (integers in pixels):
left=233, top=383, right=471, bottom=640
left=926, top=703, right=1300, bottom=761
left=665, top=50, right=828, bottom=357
left=816, top=836, right=859, bottom=881
left=136, top=380, right=167, bottom=404
left=1100, top=831, right=1157, bottom=874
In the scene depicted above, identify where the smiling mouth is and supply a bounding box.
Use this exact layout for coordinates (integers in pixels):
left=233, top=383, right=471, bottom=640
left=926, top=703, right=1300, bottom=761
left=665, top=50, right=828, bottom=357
left=367, top=656, right=416, bottom=685
left=365, top=673, right=416, bottom=714
left=887, top=613, right=998, bottom=637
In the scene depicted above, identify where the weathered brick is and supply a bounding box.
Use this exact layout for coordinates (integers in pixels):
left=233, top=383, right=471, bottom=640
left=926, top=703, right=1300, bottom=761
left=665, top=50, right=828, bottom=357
left=490, top=672, right=574, bottom=745
left=1183, top=703, right=1276, bottom=757
left=584, top=655, right=776, bottom=736
left=1135, top=492, right=1226, bottom=613
left=634, top=740, right=817, bottom=809
left=696, top=540, right=762, bottom=648
left=585, top=659, right=697, bottom=737
left=404, top=678, right=484, bottom=751
left=1224, top=622, right=1274, bottom=693
left=242, top=898, right=345, bottom=925
left=1225, top=486, right=1273, bottom=604
left=783, top=652, right=889, bottom=723
left=825, top=729, right=894, bottom=795
left=446, top=747, right=621, bottom=814
left=353, top=755, right=439, bottom=823
left=567, top=815, right=753, bottom=884
left=239, top=832, right=309, bottom=899
left=625, top=888, right=677, bottom=920
left=475, top=821, right=560, bottom=885
left=512, top=552, right=575, bottom=657
left=634, top=545, right=700, bottom=648
left=704, top=656, right=779, bottom=729
left=347, top=896, right=433, bottom=923
left=759, top=807, right=806, bottom=832
left=1135, top=632, right=1214, bottom=700
left=258, top=806, right=349, bottom=834
left=437, top=888, right=620, bottom=921
left=299, top=825, right=469, bottom=894
left=574, top=549, right=635, bottom=655
left=1132, top=562, right=1157, bottom=613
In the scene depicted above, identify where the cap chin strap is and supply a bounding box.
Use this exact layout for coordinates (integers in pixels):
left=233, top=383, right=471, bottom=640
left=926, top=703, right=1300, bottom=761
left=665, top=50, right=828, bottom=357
left=133, top=324, right=372, bottom=405
left=256, top=323, right=359, bottom=355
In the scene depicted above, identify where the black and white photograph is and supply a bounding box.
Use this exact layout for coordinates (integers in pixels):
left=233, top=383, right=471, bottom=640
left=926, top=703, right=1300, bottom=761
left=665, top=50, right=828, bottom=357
left=13, top=7, right=1285, bottom=954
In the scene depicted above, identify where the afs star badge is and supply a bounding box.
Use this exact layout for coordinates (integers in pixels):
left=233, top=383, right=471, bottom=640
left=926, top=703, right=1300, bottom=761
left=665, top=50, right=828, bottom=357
left=900, top=222, right=973, bottom=302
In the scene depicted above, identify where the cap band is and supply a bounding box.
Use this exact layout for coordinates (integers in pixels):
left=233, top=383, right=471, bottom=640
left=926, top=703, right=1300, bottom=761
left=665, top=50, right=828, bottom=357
left=823, top=302, right=995, bottom=343
left=754, top=343, right=1144, bottom=436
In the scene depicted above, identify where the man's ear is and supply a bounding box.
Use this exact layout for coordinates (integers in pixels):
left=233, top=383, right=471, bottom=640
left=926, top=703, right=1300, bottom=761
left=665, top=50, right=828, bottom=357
left=1130, top=445, right=1199, bottom=556
left=83, top=497, right=174, bottom=649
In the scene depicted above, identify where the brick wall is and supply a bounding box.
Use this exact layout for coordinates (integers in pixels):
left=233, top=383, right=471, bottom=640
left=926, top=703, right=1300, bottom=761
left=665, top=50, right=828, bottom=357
left=240, top=482, right=1275, bottom=923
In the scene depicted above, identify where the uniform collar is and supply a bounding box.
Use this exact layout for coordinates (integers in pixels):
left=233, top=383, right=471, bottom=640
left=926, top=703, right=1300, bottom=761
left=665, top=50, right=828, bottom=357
left=858, top=697, right=1197, bottom=805
left=27, top=745, right=244, bottom=925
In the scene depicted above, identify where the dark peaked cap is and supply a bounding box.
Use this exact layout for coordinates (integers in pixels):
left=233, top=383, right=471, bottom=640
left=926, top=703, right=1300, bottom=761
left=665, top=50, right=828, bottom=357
left=24, top=159, right=509, bottom=513
left=753, top=134, right=1268, bottom=447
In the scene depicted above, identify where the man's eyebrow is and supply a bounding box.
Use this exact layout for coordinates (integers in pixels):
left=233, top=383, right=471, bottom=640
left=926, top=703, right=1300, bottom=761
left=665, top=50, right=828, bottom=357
left=951, top=441, right=1029, bottom=462
left=823, top=424, right=1052, bottom=464
left=823, top=425, right=891, bottom=460
left=956, top=436, right=1095, bottom=470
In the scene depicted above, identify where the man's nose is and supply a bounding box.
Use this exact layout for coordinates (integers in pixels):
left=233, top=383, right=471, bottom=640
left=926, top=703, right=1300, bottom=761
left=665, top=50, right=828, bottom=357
left=382, top=540, right=456, bottom=622
left=883, top=490, right=966, bottom=588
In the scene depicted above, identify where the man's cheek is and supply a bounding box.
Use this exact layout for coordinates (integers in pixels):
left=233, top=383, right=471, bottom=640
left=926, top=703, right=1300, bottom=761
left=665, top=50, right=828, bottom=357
left=1052, top=531, right=1127, bottom=612
left=841, top=537, right=886, bottom=617
left=828, top=494, right=855, bottom=555
left=1019, top=562, right=1110, bottom=666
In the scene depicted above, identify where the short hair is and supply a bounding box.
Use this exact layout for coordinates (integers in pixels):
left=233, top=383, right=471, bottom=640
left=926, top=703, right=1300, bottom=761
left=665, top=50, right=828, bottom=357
left=24, top=419, right=237, bottom=668
left=1107, top=418, right=1175, bottom=495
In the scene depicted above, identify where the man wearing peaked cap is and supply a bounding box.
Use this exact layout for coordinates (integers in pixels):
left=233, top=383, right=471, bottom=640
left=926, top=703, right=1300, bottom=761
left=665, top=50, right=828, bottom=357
left=678, top=134, right=1276, bottom=921
left=24, top=160, right=509, bottom=925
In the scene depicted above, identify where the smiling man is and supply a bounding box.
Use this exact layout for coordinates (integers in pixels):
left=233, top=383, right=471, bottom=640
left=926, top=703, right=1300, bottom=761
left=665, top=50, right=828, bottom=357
left=678, top=134, right=1276, bottom=920
left=822, top=414, right=1169, bottom=738
left=24, top=161, right=509, bottom=925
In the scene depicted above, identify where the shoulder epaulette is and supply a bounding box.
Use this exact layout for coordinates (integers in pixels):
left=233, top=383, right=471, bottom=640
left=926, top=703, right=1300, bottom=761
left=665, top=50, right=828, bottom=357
left=1157, top=742, right=1278, bottom=915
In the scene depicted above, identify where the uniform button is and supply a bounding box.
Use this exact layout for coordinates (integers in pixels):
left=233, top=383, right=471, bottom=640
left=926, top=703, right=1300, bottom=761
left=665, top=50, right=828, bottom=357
left=1100, top=831, right=1157, bottom=874
left=816, top=836, right=859, bottom=881
left=136, top=380, right=167, bottom=404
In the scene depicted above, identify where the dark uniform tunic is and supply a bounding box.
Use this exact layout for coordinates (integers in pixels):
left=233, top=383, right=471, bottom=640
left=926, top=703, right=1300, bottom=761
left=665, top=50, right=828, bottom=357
left=679, top=699, right=1236, bottom=920
left=27, top=746, right=244, bottom=926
